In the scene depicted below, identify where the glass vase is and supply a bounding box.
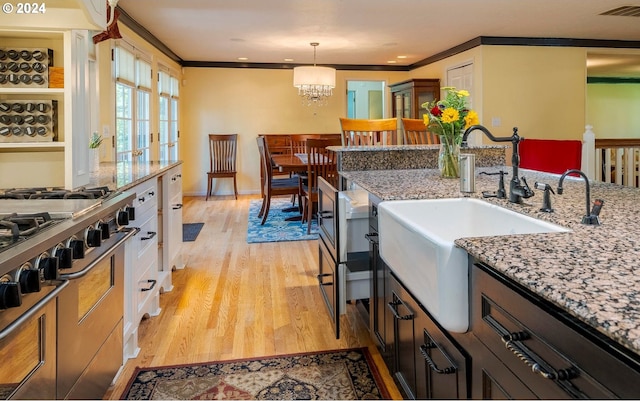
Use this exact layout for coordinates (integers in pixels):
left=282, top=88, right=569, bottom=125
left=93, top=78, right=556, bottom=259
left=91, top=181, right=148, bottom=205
left=438, top=137, right=460, bottom=178
left=90, top=148, right=100, bottom=173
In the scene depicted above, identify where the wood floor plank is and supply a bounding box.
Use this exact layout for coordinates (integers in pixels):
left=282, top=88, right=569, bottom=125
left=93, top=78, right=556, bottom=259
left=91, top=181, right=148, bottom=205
left=103, top=195, right=401, bottom=400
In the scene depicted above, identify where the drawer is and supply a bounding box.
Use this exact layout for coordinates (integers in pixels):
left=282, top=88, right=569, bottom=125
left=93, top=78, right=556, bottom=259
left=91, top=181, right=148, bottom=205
left=134, top=213, right=157, bottom=262
left=132, top=180, right=158, bottom=216
left=135, top=256, right=157, bottom=314
left=472, top=263, right=640, bottom=398
left=167, top=166, right=182, bottom=199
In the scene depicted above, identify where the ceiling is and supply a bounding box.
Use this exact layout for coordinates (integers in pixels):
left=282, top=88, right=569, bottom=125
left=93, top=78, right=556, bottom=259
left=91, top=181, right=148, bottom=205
left=116, top=0, right=640, bottom=77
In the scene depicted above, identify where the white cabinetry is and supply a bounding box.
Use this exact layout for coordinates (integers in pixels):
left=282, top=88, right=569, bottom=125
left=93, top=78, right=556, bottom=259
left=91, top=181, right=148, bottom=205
left=0, top=28, right=92, bottom=189
left=158, top=164, right=184, bottom=292
left=123, top=179, right=161, bottom=360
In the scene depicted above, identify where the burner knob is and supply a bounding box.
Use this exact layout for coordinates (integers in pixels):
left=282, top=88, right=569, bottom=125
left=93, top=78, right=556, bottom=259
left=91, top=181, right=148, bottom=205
left=39, top=257, right=60, bottom=280
left=69, top=239, right=85, bottom=259
left=86, top=228, right=102, bottom=248
left=99, top=222, right=111, bottom=239
left=19, top=269, right=41, bottom=294
left=117, top=210, right=129, bottom=226
left=0, top=282, right=22, bottom=309
left=127, top=206, right=136, bottom=221
left=55, top=247, right=73, bottom=269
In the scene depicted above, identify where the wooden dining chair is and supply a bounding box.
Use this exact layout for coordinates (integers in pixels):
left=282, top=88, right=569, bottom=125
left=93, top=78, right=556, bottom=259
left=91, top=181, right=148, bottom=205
left=401, top=118, right=440, bottom=145
left=299, top=138, right=342, bottom=234
left=256, top=136, right=301, bottom=225
left=290, top=134, right=320, bottom=154
left=339, top=117, right=398, bottom=146
left=206, top=134, right=238, bottom=200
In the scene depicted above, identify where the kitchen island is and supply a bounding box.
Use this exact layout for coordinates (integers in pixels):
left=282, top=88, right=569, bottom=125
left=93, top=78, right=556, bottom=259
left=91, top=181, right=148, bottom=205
left=341, top=166, right=640, bottom=398
left=90, top=159, right=184, bottom=359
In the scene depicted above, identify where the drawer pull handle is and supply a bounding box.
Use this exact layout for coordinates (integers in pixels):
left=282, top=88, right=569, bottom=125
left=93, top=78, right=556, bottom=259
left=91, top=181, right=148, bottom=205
left=173, top=204, right=183, bottom=210
left=419, top=343, right=457, bottom=375
left=140, top=279, right=157, bottom=292
left=501, top=333, right=577, bottom=381
left=317, top=273, right=332, bottom=286
left=387, top=298, right=414, bottom=321
left=141, top=231, right=157, bottom=241
left=138, top=196, right=145, bottom=203
left=365, top=232, right=378, bottom=244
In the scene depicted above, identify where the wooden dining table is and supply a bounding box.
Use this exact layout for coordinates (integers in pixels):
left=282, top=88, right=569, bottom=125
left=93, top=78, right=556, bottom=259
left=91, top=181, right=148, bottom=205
left=271, top=154, right=308, bottom=173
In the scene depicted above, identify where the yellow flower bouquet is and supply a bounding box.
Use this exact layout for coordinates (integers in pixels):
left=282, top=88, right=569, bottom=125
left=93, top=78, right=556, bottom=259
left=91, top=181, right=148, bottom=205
left=422, top=87, right=479, bottom=177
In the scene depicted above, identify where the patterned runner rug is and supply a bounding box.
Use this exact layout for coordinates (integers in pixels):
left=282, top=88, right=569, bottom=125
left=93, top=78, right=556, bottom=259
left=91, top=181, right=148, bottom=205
left=121, top=348, right=389, bottom=400
left=246, top=198, right=318, bottom=243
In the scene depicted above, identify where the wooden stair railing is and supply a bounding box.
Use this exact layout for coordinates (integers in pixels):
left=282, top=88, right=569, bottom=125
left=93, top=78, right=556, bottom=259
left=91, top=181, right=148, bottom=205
left=582, top=126, right=640, bottom=187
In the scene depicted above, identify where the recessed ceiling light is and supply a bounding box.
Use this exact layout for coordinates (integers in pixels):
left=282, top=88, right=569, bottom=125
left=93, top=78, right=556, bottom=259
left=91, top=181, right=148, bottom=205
left=387, top=60, right=397, bottom=64
left=397, top=55, right=408, bottom=59
left=284, top=58, right=294, bottom=62
left=237, top=57, right=248, bottom=61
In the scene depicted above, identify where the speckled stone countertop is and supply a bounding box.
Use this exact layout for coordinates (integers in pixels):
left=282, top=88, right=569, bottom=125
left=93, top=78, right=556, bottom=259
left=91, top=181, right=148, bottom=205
left=341, top=167, right=640, bottom=356
left=329, top=144, right=507, bottom=171
left=89, top=160, right=182, bottom=192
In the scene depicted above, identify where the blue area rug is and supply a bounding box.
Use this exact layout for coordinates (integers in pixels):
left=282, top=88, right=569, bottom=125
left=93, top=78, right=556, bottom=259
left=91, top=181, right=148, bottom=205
left=247, top=198, right=318, bottom=243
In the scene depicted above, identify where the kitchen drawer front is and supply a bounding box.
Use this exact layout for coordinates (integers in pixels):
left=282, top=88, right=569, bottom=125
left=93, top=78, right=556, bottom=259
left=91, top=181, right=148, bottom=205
left=167, top=165, right=183, bottom=199
left=318, top=237, right=339, bottom=339
left=134, top=212, right=157, bottom=264
left=472, top=263, right=640, bottom=399
left=132, top=179, right=158, bottom=216
left=135, top=256, right=157, bottom=315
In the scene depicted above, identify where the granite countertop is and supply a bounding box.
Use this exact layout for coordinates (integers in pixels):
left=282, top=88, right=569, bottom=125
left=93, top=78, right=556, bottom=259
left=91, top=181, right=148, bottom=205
left=341, top=167, right=640, bottom=356
left=89, top=160, right=183, bottom=192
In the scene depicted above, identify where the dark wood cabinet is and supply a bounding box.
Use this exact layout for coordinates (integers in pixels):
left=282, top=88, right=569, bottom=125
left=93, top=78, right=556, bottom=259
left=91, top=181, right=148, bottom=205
left=388, top=273, right=469, bottom=400
left=367, top=194, right=393, bottom=366
left=471, top=261, right=640, bottom=399
left=389, top=78, right=440, bottom=120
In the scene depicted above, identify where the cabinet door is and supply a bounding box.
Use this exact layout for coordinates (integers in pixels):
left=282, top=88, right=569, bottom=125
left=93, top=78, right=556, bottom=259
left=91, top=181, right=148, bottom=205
left=389, top=275, right=417, bottom=399
left=318, top=238, right=339, bottom=339
left=415, top=318, right=469, bottom=399
left=166, top=167, right=183, bottom=271
left=471, top=339, right=537, bottom=399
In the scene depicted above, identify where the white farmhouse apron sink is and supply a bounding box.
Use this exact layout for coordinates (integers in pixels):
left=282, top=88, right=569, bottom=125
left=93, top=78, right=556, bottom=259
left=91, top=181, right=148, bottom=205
left=378, top=197, right=570, bottom=333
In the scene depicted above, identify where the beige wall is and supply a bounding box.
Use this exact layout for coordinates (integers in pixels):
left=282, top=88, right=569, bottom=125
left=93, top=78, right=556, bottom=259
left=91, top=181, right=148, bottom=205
left=411, top=46, right=588, bottom=141
left=482, top=46, right=587, bottom=140
left=587, top=83, right=640, bottom=138
left=180, top=68, right=407, bottom=196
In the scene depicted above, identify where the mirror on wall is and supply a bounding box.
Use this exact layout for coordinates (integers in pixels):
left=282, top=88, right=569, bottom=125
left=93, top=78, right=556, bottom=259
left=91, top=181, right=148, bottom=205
left=346, top=80, right=385, bottom=119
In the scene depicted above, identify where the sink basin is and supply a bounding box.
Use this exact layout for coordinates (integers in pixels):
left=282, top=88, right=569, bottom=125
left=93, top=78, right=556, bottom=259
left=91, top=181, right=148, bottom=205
left=378, top=197, right=570, bottom=333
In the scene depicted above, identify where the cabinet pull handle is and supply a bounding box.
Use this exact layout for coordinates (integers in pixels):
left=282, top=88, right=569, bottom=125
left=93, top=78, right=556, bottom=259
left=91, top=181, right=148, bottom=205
left=365, top=232, right=378, bottom=244
left=140, top=279, right=157, bottom=292
left=501, top=333, right=577, bottom=381
left=141, top=231, right=157, bottom=240
left=173, top=204, right=183, bottom=210
left=317, top=273, right=333, bottom=286
left=387, top=298, right=414, bottom=320
left=319, top=211, right=333, bottom=219
left=419, top=343, right=457, bottom=375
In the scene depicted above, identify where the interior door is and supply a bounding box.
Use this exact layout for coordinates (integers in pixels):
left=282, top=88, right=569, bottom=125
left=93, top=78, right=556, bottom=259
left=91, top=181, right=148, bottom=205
left=447, top=63, right=476, bottom=144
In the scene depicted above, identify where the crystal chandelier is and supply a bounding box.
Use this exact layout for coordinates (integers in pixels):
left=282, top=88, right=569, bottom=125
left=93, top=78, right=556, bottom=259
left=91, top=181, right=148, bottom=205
left=293, top=43, right=336, bottom=106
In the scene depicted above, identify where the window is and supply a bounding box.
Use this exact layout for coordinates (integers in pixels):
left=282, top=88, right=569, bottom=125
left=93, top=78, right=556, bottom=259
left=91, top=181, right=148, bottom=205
left=158, top=67, right=179, bottom=161
left=115, top=44, right=152, bottom=161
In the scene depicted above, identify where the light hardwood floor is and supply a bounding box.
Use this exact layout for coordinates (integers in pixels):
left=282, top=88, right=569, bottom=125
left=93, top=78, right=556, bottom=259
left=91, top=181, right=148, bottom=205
left=104, top=195, right=401, bottom=399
